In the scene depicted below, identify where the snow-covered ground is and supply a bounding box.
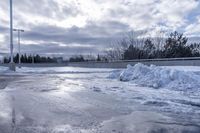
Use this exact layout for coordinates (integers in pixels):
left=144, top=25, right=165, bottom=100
left=0, top=65, right=200, bottom=133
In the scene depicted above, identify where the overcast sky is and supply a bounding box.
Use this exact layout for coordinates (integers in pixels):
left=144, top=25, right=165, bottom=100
left=0, top=0, right=200, bottom=57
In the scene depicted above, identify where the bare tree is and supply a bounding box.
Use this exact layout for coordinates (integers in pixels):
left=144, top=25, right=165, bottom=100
left=153, top=30, right=166, bottom=51
left=105, top=30, right=148, bottom=60
left=105, top=42, right=124, bottom=61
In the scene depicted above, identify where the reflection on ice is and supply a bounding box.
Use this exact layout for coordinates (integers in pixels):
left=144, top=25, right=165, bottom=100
left=0, top=66, right=200, bottom=132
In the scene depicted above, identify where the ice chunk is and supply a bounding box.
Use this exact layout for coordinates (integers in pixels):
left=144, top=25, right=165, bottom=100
left=107, top=70, right=122, bottom=79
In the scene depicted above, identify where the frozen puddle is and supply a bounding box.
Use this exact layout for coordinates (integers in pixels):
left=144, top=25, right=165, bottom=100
left=0, top=66, right=200, bottom=133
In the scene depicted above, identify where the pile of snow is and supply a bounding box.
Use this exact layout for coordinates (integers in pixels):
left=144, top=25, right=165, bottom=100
left=109, top=63, right=200, bottom=90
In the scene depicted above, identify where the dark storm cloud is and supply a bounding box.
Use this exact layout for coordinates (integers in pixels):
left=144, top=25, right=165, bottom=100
left=19, top=21, right=131, bottom=54
left=21, top=43, right=97, bottom=54
left=10, top=22, right=129, bottom=55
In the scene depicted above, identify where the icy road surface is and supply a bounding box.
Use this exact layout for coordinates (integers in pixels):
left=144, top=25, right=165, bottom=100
left=0, top=66, right=200, bottom=133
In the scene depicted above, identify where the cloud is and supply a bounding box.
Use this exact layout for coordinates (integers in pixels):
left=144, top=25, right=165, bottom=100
left=185, top=16, right=200, bottom=36
left=0, top=0, right=200, bottom=57
left=18, top=21, right=130, bottom=54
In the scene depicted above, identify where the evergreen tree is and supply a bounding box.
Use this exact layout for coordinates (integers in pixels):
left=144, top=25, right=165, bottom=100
left=164, top=31, right=192, bottom=58
left=97, top=54, right=101, bottom=61
left=143, top=39, right=156, bottom=59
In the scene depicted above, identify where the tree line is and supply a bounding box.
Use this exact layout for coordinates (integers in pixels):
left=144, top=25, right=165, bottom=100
left=68, top=54, right=108, bottom=62
left=3, top=54, right=57, bottom=63
left=106, top=31, right=200, bottom=60
left=4, top=31, right=200, bottom=63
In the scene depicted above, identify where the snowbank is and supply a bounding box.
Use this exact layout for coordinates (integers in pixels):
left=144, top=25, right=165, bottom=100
left=109, top=63, right=200, bottom=90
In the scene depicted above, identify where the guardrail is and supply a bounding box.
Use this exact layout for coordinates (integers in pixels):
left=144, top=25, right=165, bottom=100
left=0, top=63, right=68, bottom=67
left=81, top=57, right=200, bottom=63
left=1, top=57, right=200, bottom=68
left=68, top=57, right=200, bottom=68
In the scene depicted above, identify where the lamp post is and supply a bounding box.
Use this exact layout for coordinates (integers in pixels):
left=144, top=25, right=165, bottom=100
left=9, top=0, right=15, bottom=71
left=13, top=29, right=24, bottom=68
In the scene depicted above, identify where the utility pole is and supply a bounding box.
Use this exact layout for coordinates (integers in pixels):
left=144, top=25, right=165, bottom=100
left=13, top=29, right=24, bottom=68
left=9, top=0, right=15, bottom=71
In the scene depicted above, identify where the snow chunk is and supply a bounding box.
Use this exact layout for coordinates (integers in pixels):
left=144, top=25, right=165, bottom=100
left=107, top=70, right=122, bottom=79
left=109, top=63, right=200, bottom=90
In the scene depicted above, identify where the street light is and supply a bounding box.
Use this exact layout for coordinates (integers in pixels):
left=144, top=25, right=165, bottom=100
left=9, top=0, right=15, bottom=71
left=13, top=29, right=24, bottom=68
